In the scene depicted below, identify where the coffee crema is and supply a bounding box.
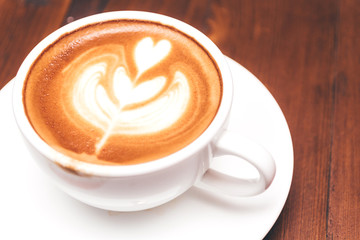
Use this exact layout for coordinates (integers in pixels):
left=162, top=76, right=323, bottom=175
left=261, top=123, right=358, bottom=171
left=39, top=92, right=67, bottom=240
left=23, top=20, right=222, bottom=165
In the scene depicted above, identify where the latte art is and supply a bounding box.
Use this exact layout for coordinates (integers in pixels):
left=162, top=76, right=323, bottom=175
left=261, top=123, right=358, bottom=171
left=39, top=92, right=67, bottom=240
left=65, top=38, right=190, bottom=153
left=24, top=20, right=222, bottom=165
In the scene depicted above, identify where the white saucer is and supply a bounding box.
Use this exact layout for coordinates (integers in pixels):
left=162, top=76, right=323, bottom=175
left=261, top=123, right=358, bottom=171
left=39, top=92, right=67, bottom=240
left=0, top=57, right=293, bottom=240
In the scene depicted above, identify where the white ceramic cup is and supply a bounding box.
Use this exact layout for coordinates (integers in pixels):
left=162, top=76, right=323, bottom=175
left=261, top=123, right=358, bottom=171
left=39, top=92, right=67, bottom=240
left=12, top=11, right=276, bottom=211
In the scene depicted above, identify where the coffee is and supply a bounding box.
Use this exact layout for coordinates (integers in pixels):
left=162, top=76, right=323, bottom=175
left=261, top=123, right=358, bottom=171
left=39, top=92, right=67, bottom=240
left=23, top=20, right=222, bottom=165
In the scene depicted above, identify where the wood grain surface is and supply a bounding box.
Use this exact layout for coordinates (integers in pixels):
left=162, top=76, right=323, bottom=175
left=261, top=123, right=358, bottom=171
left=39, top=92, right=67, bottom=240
left=0, top=0, right=359, bottom=239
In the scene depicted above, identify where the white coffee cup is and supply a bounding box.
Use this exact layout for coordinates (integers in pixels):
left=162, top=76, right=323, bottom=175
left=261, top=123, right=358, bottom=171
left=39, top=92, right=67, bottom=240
left=12, top=11, right=276, bottom=211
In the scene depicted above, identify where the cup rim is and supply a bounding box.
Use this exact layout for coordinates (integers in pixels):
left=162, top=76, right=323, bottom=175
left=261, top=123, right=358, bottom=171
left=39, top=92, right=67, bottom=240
left=12, top=11, right=233, bottom=177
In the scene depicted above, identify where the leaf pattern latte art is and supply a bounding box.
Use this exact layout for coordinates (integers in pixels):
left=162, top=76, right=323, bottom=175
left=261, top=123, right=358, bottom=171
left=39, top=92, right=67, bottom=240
left=63, top=37, right=190, bottom=153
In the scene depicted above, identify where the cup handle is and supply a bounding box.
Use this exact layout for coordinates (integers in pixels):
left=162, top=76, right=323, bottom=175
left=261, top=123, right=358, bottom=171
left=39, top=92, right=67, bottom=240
left=199, top=130, right=276, bottom=196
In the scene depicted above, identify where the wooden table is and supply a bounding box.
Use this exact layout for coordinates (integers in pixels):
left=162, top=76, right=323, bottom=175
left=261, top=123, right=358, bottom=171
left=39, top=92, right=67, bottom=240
left=1, top=0, right=359, bottom=239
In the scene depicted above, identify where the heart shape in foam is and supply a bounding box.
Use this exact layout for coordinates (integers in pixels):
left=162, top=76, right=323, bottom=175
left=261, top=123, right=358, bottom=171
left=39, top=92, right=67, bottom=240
left=111, top=67, right=166, bottom=107
left=135, top=37, right=171, bottom=77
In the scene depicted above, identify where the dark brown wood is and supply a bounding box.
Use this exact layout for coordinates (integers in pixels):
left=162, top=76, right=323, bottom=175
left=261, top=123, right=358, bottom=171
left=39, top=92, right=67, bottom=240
left=60, top=0, right=109, bottom=25
left=327, top=0, right=360, bottom=239
left=0, top=0, right=71, bottom=89
left=0, top=0, right=359, bottom=239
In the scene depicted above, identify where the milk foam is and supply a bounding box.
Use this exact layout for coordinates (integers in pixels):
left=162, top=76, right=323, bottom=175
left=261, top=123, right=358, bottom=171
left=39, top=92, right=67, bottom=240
left=68, top=38, right=190, bottom=152
left=135, top=37, right=171, bottom=77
